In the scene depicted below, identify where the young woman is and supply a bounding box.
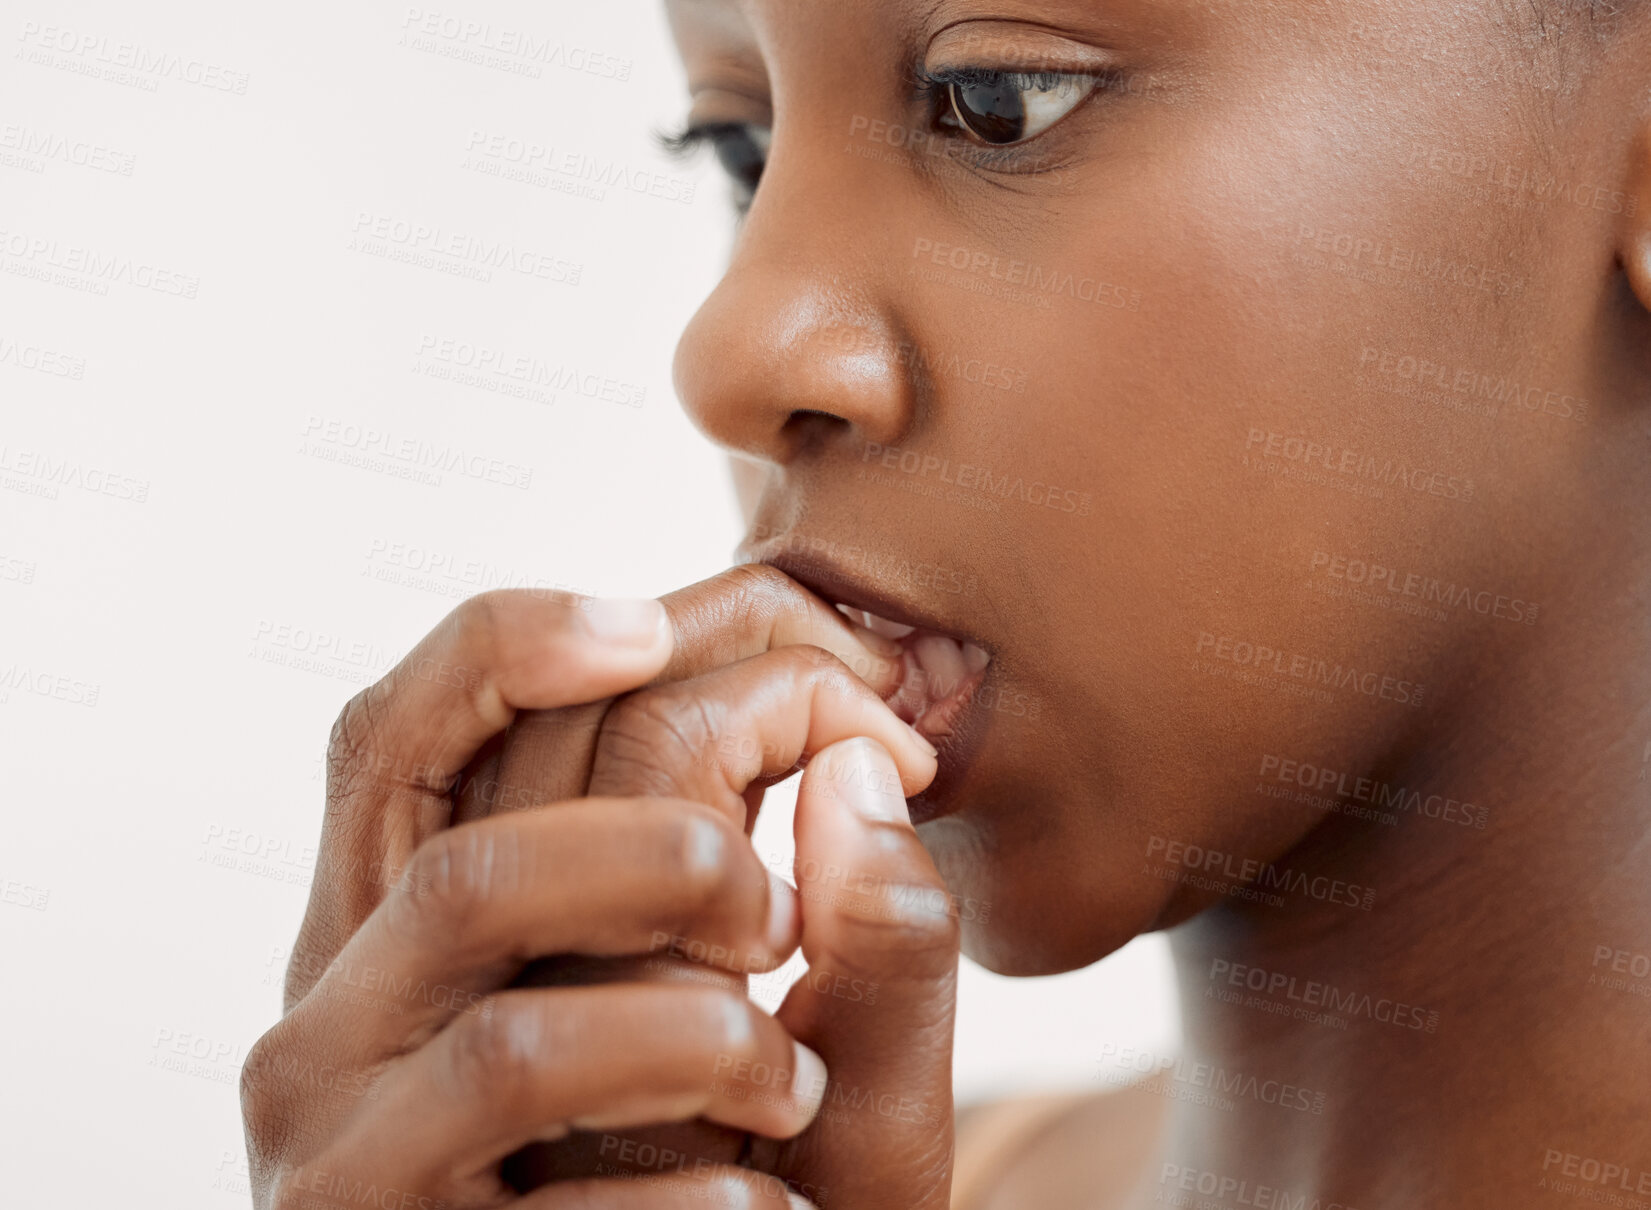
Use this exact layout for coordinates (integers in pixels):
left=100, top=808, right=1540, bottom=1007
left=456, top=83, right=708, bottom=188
left=241, top=1, right=1651, bottom=1206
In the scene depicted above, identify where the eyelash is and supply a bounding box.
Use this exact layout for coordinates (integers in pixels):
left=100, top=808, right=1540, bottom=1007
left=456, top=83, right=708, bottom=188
left=660, top=122, right=768, bottom=214
left=664, top=65, right=1107, bottom=210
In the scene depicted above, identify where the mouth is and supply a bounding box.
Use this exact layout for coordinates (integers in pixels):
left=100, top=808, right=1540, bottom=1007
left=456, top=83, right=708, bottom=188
left=830, top=603, right=991, bottom=743
left=747, top=546, right=993, bottom=822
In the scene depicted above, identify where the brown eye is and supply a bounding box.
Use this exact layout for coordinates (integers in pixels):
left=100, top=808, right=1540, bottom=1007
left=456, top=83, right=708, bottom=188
left=943, top=70, right=1097, bottom=146
left=664, top=121, right=771, bottom=212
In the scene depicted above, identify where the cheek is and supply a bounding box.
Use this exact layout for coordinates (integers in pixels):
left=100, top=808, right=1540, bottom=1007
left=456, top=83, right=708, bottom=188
left=918, top=85, right=1548, bottom=972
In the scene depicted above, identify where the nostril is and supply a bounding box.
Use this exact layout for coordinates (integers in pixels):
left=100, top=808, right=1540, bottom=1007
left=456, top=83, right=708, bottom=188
left=780, top=409, right=852, bottom=450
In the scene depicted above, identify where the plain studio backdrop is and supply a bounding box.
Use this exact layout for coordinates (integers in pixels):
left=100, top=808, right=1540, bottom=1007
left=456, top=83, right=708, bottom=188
left=0, top=2, right=1178, bottom=1201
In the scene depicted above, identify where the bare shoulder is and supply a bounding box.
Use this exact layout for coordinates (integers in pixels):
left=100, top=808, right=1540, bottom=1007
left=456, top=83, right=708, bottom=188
left=952, top=1083, right=1168, bottom=1210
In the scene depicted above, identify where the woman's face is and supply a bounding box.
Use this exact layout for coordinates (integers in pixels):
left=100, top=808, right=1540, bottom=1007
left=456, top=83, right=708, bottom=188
left=665, top=0, right=1632, bottom=973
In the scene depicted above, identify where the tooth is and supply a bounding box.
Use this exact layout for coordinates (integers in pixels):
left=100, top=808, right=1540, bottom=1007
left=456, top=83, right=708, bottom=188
left=887, top=649, right=926, bottom=724
left=962, top=642, right=991, bottom=674
left=863, top=612, right=916, bottom=641
left=912, top=634, right=969, bottom=703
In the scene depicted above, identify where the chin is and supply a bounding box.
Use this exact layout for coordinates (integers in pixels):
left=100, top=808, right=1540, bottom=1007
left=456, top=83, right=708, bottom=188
left=920, top=814, right=1155, bottom=977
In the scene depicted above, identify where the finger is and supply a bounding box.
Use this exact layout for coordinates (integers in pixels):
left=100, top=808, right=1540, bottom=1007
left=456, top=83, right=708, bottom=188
left=659, top=563, right=904, bottom=695
left=763, top=739, right=960, bottom=1210
left=292, top=590, right=673, bottom=1005
left=453, top=701, right=608, bottom=823
left=468, top=564, right=907, bottom=824
left=516, top=1162, right=816, bottom=1209
left=283, top=797, right=798, bottom=1069
left=587, top=645, right=938, bottom=822
left=339, top=984, right=827, bottom=1195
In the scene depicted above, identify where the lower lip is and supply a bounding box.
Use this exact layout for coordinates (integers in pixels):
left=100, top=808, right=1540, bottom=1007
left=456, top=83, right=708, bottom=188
left=906, top=665, right=990, bottom=824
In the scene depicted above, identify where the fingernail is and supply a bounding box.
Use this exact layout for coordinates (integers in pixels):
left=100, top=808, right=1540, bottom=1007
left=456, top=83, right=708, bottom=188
left=790, top=1040, right=828, bottom=1119
left=829, top=738, right=909, bottom=824
left=764, top=876, right=798, bottom=956
left=849, top=620, right=904, bottom=659
left=788, top=1193, right=817, bottom=1210
left=583, top=597, right=667, bottom=647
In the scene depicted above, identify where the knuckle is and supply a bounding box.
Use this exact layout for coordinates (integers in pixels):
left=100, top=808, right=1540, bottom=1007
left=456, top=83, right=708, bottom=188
left=831, top=891, right=962, bottom=973
left=441, top=998, right=542, bottom=1107
left=723, top=563, right=809, bottom=629
left=654, top=804, right=741, bottom=913
left=325, top=686, right=391, bottom=805
left=387, top=827, right=498, bottom=953
left=597, top=688, right=721, bottom=795
left=452, top=588, right=508, bottom=648
left=240, top=1026, right=300, bottom=1162
left=679, top=985, right=762, bottom=1059
left=780, top=641, right=853, bottom=684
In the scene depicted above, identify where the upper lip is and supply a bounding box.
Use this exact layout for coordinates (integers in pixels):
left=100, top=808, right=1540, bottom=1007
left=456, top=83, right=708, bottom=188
left=740, top=533, right=993, bottom=822
left=739, top=539, right=987, bottom=654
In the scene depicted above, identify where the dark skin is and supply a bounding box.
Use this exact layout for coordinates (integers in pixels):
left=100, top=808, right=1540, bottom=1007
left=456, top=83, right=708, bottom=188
left=244, top=0, right=1651, bottom=1206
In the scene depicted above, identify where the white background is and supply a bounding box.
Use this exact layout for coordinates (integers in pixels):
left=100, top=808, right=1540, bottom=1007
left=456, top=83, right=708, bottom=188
left=0, top=2, right=1177, bottom=1202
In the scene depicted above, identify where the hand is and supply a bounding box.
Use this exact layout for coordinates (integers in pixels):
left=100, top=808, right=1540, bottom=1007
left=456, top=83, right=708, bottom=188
left=241, top=572, right=938, bottom=1208
left=492, top=650, right=961, bottom=1208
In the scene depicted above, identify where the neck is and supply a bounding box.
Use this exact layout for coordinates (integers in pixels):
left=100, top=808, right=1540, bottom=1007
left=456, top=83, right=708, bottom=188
left=1159, top=586, right=1651, bottom=1209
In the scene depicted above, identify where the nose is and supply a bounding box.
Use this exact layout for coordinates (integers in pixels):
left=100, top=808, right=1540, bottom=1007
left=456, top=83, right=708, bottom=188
left=672, top=150, right=918, bottom=466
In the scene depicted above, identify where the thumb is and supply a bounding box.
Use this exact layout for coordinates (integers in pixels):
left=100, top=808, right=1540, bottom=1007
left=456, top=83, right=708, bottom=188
left=762, top=737, right=959, bottom=1210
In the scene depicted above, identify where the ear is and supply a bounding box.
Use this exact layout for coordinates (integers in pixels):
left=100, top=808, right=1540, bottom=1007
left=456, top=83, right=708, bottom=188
left=1621, top=120, right=1651, bottom=313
